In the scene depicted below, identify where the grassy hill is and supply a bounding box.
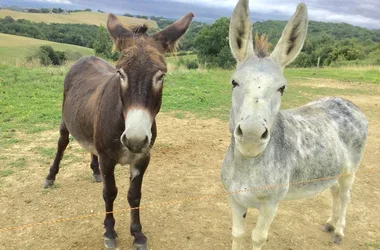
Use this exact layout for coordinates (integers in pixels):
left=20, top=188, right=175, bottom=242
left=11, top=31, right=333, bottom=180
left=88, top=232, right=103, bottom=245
left=0, top=33, right=94, bottom=64
left=0, top=9, right=157, bottom=28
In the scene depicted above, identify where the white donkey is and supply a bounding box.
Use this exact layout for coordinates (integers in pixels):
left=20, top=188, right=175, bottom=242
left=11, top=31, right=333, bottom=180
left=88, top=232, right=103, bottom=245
left=221, top=1, right=369, bottom=249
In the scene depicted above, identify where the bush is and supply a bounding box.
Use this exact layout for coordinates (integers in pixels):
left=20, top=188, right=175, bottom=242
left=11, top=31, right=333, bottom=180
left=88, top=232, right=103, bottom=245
left=186, top=60, right=199, bottom=69
left=29, top=45, right=68, bottom=66
left=177, top=58, right=199, bottom=69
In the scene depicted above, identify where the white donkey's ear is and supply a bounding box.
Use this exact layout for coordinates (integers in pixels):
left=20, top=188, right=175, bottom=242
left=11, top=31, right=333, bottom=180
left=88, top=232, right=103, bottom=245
left=229, top=0, right=254, bottom=62
left=270, top=3, right=308, bottom=68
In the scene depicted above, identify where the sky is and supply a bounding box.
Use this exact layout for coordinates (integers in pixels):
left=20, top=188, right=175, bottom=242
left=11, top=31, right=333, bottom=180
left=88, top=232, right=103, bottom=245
left=2, top=0, right=380, bottom=29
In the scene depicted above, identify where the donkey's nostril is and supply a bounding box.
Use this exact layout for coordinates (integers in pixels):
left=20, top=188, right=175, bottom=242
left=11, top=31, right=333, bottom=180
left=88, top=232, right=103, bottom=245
left=261, top=128, right=269, bottom=140
left=121, top=134, right=128, bottom=146
left=236, top=125, right=243, bottom=137
left=143, top=135, right=149, bottom=147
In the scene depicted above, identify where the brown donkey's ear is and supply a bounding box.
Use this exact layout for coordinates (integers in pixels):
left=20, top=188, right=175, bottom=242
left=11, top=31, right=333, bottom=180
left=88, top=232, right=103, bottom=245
left=152, top=12, right=195, bottom=52
left=107, top=13, right=133, bottom=51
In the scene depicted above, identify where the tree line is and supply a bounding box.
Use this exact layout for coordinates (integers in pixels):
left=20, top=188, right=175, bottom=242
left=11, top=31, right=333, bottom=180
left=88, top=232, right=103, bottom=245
left=196, top=18, right=380, bottom=68
left=0, top=16, right=98, bottom=48
left=21, top=8, right=92, bottom=13
left=1, top=14, right=379, bottom=68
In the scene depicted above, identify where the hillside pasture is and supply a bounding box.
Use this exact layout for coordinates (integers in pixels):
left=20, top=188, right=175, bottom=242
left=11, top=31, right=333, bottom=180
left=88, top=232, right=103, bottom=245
left=0, top=64, right=379, bottom=249
left=0, top=33, right=94, bottom=64
left=0, top=9, right=157, bottom=28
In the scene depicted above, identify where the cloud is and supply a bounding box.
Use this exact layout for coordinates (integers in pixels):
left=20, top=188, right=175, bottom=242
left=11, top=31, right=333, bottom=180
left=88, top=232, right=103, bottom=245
left=35, top=0, right=72, bottom=4
left=162, top=0, right=380, bottom=29
left=6, top=0, right=380, bottom=29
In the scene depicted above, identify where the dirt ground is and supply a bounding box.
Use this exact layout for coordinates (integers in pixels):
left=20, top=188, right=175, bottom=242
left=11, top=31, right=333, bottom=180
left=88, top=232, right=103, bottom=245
left=0, top=79, right=379, bottom=250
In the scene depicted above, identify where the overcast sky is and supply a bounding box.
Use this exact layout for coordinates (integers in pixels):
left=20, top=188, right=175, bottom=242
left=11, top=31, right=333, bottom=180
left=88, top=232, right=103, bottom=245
left=2, top=0, right=380, bottom=29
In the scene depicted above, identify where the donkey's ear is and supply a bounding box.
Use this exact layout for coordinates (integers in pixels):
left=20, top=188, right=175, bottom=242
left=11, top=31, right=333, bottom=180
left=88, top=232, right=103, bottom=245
left=152, top=12, right=194, bottom=53
left=229, top=0, right=254, bottom=62
left=270, top=3, right=308, bottom=68
left=107, top=13, right=133, bottom=41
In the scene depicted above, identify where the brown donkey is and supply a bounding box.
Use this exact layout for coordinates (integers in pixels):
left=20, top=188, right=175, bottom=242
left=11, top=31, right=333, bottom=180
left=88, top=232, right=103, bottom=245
left=44, top=13, right=194, bottom=249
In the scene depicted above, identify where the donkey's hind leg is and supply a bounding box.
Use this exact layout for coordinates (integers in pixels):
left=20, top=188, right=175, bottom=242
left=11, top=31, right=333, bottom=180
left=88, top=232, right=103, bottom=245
left=324, top=182, right=340, bottom=232
left=44, top=121, right=70, bottom=188
left=90, top=154, right=102, bottom=183
left=333, top=173, right=356, bottom=244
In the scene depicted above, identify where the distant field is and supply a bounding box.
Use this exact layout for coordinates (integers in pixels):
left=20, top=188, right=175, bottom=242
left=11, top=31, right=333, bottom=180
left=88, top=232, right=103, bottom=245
left=0, top=33, right=94, bottom=64
left=0, top=9, right=157, bottom=28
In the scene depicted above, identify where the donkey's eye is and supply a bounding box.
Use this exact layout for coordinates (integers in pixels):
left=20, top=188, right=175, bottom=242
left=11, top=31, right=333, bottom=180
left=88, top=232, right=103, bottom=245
left=278, top=85, right=286, bottom=96
left=232, top=80, right=239, bottom=88
left=158, top=74, right=166, bottom=82
left=117, top=70, right=126, bottom=80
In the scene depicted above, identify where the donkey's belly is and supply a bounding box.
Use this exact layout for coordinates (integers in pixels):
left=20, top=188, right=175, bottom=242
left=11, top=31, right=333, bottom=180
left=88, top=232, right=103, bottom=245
left=74, top=138, right=141, bottom=165
left=76, top=140, right=99, bottom=156
left=284, top=179, right=337, bottom=201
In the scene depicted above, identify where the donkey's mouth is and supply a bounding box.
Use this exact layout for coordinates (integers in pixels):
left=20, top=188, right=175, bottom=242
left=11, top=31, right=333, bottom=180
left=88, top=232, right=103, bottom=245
left=235, top=139, right=268, bottom=158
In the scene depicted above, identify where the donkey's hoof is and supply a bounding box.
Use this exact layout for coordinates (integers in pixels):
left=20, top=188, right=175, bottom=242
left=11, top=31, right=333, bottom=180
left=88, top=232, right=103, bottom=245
left=134, top=243, right=149, bottom=250
left=323, top=223, right=335, bottom=232
left=333, top=234, right=343, bottom=244
left=43, top=180, right=55, bottom=189
left=104, top=237, right=117, bottom=249
left=93, top=174, right=102, bottom=183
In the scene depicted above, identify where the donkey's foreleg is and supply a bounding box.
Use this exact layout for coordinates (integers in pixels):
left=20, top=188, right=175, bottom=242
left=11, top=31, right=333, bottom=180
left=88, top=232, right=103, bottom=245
left=99, top=157, right=118, bottom=249
left=229, top=196, right=247, bottom=250
left=251, top=202, right=278, bottom=250
left=90, top=154, right=102, bottom=182
left=333, top=174, right=355, bottom=244
left=44, top=121, right=69, bottom=188
left=129, top=155, right=150, bottom=250
left=324, top=182, right=340, bottom=232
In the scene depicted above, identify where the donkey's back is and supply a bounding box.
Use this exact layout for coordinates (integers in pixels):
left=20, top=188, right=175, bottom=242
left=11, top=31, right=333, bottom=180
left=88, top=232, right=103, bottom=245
left=283, top=96, right=368, bottom=172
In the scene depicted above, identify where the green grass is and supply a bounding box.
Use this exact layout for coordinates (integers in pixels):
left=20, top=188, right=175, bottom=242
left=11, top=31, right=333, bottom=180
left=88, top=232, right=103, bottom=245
left=0, top=157, right=27, bottom=178
left=366, top=241, right=380, bottom=249
left=286, top=67, right=380, bottom=84
left=34, top=147, right=57, bottom=159
left=166, top=54, right=198, bottom=65
left=0, top=33, right=95, bottom=64
left=8, top=157, right=27, bottom=168
left=0, top=63, right=377, bottom=146
left=0, top=169, right=14, bottom=178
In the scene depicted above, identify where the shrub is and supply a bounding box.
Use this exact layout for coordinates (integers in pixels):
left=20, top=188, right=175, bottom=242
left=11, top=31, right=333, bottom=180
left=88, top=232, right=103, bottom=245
left=177, top=58, right=199, bottom=69
left=28, top=45, right=68, bottom=66
left=186, top=60, right=199, bottom=69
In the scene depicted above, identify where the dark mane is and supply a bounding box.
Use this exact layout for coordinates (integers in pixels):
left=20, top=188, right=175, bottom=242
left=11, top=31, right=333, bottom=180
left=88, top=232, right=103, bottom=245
left=254, top=33, right=271, bottom=58
left=130, top=24, right=149, bottom=35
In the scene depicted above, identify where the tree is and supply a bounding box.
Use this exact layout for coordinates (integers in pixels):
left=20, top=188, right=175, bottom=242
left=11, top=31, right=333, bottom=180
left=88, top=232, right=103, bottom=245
left=195, top=17, right=234, bottom=68
left=93, top=25, right=112, bottom=59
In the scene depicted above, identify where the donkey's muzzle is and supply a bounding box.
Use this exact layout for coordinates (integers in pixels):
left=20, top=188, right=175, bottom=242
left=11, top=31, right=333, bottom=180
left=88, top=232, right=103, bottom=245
left=234, top=118, right=270, bottom=157
left=122, top=134, right=149, bottom=153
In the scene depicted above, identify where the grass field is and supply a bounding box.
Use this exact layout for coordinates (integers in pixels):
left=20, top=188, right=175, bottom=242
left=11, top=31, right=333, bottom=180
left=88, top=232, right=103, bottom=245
left=1, top=63, right=379, bottom=146
left=0, top=9, right=157, bottom=28
left=0, top=33, right=94, bottom=64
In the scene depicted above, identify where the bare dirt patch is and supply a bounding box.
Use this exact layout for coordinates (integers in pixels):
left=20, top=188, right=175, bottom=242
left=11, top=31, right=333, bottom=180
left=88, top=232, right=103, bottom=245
left=1, top=88, right=380, bottom=250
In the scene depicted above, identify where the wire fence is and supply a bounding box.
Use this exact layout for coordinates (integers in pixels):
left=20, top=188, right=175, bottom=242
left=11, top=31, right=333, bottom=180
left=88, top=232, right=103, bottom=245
left=0, top=168, right=378, bottom=233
